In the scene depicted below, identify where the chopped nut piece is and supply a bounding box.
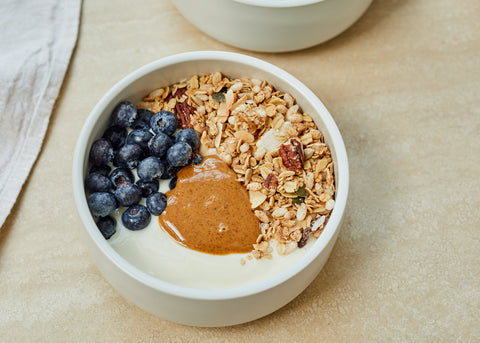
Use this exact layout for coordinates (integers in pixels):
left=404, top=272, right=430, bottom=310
left=219, top=152, right=232, bottom=165
left=254, top=146, right=267, bottom=160
left=325, top=199, right=335, bottom=211
left=283, top=181, right=298, bottom=193
left=249, top=191, right=267, bottom=209
left=272, top=207, right=288, bottom=218
left=296, top=203, right=307, bottom=221
left=254, top=210, right=270, bottom=223
left=239, top=142, right=250, bottom=153
left=279, top=138, right=304, bottom=174
left=264, top=172, right=278, bottom=190
left=247, top=182, right=263, bottom=191
left=174, top=101, right=195, bottom=129
left=234, top=130, right=255, bottom=143
left=311, top=215, right=326, bottom=231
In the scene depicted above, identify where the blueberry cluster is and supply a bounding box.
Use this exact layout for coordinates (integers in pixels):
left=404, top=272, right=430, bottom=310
left=86, top=101, right=202, bottom=239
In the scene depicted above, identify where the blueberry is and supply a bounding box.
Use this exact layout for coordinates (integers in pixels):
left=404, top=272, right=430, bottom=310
left=160, top=162, right=180, bottom=180
left=166, top=142, right=192, bottom=167
left=109, top=167, right=134, bottom=188
left=114, top=143, right=144, bottom=169
left=126, top=129, right=153, bottom=152
left=190, top=153, right=203, bottom=165
left=146, top=192, right=167, bottom=216
left=169, top=175, right=177, bottom=190
left=89, top=164, right=111, bottom=177
left=175, top=128, right=200, bottom=151
left=114, top=182, right=141, bottom=207
left=136, top=179, right=159, bottom=197
left=103, top=125, right=127, bottom=149
left=112, top=101, right=137, bottom=127
left=148, top=132, right=172, bottom=158
left=89, top=138, right=114, bottom=166
left=122, top=205, right=151, bottom=231
left=137, top=156, right=165, bottom=182
left=96, top=216, right=116, bottom=239
left=87, top=192, right=117, bottom=217
left=150, top=110, right=177, bottom=136
left=85, top=172, right=112, bottom=193
left=132, top=109, right=153, bottom=130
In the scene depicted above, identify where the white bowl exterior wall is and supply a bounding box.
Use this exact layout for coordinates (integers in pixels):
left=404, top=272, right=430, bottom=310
left=171, top=0, right=373, bottom=52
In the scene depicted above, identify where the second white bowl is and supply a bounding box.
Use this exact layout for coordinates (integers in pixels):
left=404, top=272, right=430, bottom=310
left=171, top=0, right=373, bottom=52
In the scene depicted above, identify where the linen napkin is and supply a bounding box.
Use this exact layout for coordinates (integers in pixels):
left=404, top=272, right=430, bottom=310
left=0, top=0, right=81, bottom=227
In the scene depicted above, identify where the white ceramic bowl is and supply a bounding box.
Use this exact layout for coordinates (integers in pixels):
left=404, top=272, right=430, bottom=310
left=171, top=0, right=372, bottom=52
left=73, top=51, right=349, bottom=326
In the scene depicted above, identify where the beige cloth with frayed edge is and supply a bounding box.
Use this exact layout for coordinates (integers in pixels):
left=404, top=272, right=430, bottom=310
left=0, top=0, right=81, bottom=227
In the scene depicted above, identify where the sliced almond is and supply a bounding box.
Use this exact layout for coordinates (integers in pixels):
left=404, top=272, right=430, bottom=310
left=234, top=130, right=254, bottom=143
left=272, top=207, right=288, bottom=218
left=249, top=191, right=267, bottom=209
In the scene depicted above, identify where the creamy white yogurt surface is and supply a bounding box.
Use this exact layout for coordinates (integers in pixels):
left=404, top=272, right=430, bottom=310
left=108, top=211, right=312, bottom=289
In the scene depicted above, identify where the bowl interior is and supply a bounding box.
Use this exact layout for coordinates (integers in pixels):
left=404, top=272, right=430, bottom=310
left=73, top=51, right=348, bottom=300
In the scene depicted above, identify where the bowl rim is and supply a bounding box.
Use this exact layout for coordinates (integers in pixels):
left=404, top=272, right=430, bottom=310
left=233, top=0, right=325, bottom=8
left=73, top=50, right=349, bottom=301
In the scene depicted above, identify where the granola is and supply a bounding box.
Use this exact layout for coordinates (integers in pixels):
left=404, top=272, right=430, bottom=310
left=137, top=72, right=335, bottom=260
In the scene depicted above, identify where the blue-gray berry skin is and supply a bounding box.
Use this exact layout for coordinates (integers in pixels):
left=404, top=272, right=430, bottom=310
left=122, top=205, right=151, bottom=231
left=87, top=192, right=117, bottom=217
left=190, top=153, right=203, bottom=165
left=136, top=179, right=159, bottom=197
left=90, top=164, right=111, bottom=177
left=114, top=182, right=141, bottom=207
left=126, top=129, right=153, bottom=153
left=146, top=192, right=167, bottom=216
left=166, top=142, right=192, bottom=167
left=112, top=101, right=137, bottom=127
left=160, top=161, right=180, bottom=179
left=96, top=216, right=116, bottom=239
left=132, top=109, right=153, bottom=130
left=114, top=143, right=144, bottom=169
left=137, top=156, right=165, bottom=182
left=103, top=125, right=127, bottom=149
left=175, top=128, right=200, bottom=151
left=89, top=138, right=114, bottom=166
left=169, top=175, right=177, bottom=190
left=85, top=172, right=112, bottom=193
left=150, top=110, right=177, bottom=136
left=148, top=132, right=172, bottom=158
left=109, top=168, right=134, bottom=188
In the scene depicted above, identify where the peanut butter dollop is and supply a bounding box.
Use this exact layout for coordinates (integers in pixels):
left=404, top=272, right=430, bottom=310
left=158, top=155, right=260, bottom=255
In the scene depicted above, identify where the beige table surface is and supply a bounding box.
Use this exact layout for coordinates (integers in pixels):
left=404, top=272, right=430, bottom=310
left=1, top=0, right=479, bottom=341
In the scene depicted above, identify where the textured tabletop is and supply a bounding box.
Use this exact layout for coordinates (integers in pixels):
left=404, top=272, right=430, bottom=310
left=1, top=0, right=479, bottom=341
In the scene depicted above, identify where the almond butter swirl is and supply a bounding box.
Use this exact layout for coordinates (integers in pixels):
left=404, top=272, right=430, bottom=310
left=158, top=155, right=260, bottom=255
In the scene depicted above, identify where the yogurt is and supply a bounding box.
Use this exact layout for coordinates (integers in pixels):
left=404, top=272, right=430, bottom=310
left=108, top=216, right=312, bottom=289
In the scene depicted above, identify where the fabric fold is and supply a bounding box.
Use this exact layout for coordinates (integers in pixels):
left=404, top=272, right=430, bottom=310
left=0, top=0, right=82, bottom=227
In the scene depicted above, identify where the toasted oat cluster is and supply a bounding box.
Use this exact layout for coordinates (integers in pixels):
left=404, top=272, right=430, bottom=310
left=137, top=72, right=335, bottom=260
